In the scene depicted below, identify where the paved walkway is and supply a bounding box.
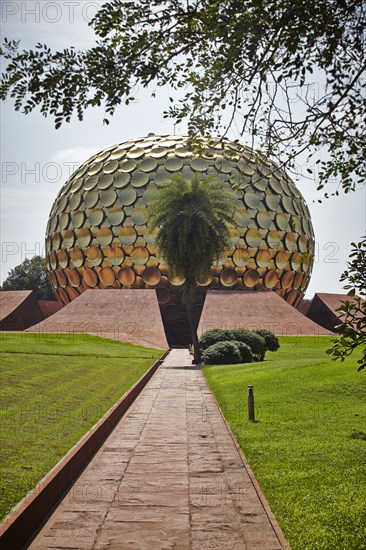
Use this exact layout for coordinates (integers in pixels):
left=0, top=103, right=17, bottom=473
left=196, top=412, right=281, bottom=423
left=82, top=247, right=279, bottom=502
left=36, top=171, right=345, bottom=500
left=30, top=350, right=286, bottom=549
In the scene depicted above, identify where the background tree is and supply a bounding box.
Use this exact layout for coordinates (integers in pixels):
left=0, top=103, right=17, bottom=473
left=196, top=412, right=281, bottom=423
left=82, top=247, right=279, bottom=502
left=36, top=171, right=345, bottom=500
left=1, top=256, right=55, bottom=300
left=146, top=173, right=238, bottom=363
left=1, top=0, right=365, bottom=193
left=327, top=237, right=366, bottom=371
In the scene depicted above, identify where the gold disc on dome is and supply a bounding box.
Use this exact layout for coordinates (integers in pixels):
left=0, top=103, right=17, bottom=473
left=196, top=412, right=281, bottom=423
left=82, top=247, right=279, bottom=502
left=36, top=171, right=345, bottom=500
left=51, top=232, right=61, bottom=250
left=96, top=227, right=113, bottom=246
left=244, top=269, right=259, bottom=287
left=109, top=148, right=127, bottom=161
left=265, top=194, right=281, bottom=211
left=56, top=269, right=67, bottom=287
left=57, top=249, right=68, bottom=269
left=257, top=211, right=272, bottom=229
left=131, top=172, right=149, bottom=188
left=244, top=191, right=261, bottom=209
left=220, top=268, right=238, bottom=286
left=150, top=147, right=168, bottom=158
left=294, top=272, right=304, bottom=289
left=233, top=248, right=250, bottom=267
left=282, top=195, right=296, bottom=215
left=58, top=287, right=69, bottom=304
left=100, top=189, right=117, bottom=207
left=264, top=270, right=279, bottom=288
left=84, top=175, right=98, bottom=191
left=190, top=158, right=209, bottom=172
left=103, top=246, right=124, bottom=266
left=142, top=267, right=161, bottom=285
left=84, top=190, right=99, bottom=208
left=127, top=147, right=145, bottom=159
left=256, top=249, right=271, bottom=268
left=234, top=208, right=251, bottom=227
left=69, top=192, right=82, bottom=210
left=245, top=228, right=262, bottom=248
left=103, top=160, right=119, bottom=174
left=291, top=252, right=302, bottom=271
left=165, top=158, right=183, bottom=172
left=116, top=226, right=137, bottom=245
left=131, top=206, right=146, bottom=225
left=287, top=290, right=299, bottom=306
left=65, top=286, right=79, bottom=300
left=88, top=161, right=103, bottom=176
left=117, top=267, right=136, bottom=285
left=154, top=171, right=171, bottom=187
left=97, top=173, right=114, bottom=190
left=169, top=274, right=186, bottom=286
left=89, top=208, right=104, bottom=226
left=87, top=246, right=103, bottom=267
left=70, top=248, right=84, bottom=268
left=228, top=227, right=241, bottom=245
left=298, top=234, right=308, bottom=253
left=118, top=188, right=137, bottom=206
left=59, top=212, right=70, bottom=230
left=62, top=230, right=75, bottom=249
left=71, top=210, right=85, bottom=228
left=114, top=172, right=130, bottom=188
left=276, top=212, right=290, bottom=231
left=83, top=268, right=98, bottom=287
left=139, top=158, right=158, bottom=172
left=267, top=230, right=281, bottom=249
left=285, top=232, right=297, bottom=251
left=120, top=159, right=137, bottom=172
left=130, top=246, right=149, bottom=265
left=107, top=207, right=124, bottom=226
left=175, top=147, right=191, bottom=158
left=70, top=178, right=83, bottom=193
left=275, top=250, right=290, bottom=269
left=281, top=271, right=295, bottom=289
left=99, top=266, right=116, bottom=286
left=196, top=271, right=213, bottom=286
left=67, top=269, right=80, bottom=287
left=49, top=271, right=58, bottom=288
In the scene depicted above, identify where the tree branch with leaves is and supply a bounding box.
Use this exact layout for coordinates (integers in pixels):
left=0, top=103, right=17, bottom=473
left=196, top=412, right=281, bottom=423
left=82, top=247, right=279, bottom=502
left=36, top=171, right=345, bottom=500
left=1, top=0, right=365, bottom=192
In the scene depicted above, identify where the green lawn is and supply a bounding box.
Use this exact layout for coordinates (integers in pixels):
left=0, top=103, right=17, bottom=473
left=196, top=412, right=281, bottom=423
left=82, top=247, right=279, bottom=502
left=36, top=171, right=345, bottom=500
left=203, top=337, right=366, bottom=550
left=0, top=332, right=162, bottom=521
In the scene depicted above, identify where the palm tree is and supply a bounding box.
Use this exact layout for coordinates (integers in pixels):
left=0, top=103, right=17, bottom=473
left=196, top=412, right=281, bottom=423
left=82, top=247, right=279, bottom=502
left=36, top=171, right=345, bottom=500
left=146, top=173, right=238, bottom=363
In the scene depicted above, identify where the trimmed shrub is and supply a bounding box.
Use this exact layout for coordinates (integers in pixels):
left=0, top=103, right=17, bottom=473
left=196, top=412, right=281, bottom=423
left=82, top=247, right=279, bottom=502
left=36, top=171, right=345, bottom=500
left=254, top=329, right=280, bottom=353
left=199, top=329, right=235, bottom=351
left=229, top=329, right=266, bottom=359
left=230, top=341, right=254, bottom=363
left=202, top=341, right=241, bottom=365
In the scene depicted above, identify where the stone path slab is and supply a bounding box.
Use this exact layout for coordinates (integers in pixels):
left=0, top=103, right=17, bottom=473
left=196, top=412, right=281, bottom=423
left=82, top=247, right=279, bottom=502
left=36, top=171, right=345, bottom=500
left=29, top=349, right=287, bottom=549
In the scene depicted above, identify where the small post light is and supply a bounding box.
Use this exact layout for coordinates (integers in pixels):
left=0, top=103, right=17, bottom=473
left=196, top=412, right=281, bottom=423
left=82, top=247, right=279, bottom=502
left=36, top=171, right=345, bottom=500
left=248, top=385, right=255, bottom=422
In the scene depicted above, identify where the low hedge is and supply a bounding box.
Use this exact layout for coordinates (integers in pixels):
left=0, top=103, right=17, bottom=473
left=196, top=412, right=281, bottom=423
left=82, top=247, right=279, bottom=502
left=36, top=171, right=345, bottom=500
left=200, top=327, right=280, bottom=364
left=203, top=341, right=242, bottom=365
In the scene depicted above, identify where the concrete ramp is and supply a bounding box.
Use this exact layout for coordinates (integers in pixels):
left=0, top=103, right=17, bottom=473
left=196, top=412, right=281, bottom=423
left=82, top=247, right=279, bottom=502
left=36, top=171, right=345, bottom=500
left=306, top=293, right=364, bottom=332
left=0, top=290, right=44, bottom=331
left=198, top=290, right=333, bottom=337
left=26, top=289, right=168, bottom=350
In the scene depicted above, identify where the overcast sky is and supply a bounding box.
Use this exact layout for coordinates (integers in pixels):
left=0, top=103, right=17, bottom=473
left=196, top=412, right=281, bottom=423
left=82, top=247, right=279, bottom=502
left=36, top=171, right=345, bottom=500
left=1, top=1, right=365, bottom=299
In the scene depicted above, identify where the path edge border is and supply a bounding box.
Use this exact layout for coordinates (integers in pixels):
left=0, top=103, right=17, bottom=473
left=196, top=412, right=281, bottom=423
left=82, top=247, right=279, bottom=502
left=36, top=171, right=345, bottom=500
left=0, top=348, right=169, bottom=549
left=201, top=368, right=290, bottom=550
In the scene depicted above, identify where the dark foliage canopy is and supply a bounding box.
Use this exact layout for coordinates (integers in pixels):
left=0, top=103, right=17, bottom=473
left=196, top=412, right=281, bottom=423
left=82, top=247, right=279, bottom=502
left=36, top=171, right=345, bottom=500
left=1, top=0, right=365, bottom=193
left=327, top=237, right=366, bottom=371
left=1, top=256, right=55, bottom=300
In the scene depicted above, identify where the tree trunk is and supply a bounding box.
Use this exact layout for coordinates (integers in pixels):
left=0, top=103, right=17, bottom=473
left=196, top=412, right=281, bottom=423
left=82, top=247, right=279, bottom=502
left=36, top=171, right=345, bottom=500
left=184, top=279, right=201, bottom=364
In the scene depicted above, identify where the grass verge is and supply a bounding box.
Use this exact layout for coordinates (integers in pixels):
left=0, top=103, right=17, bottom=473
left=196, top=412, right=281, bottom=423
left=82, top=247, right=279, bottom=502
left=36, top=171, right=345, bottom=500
left=203, top=337, right=366, bottom=550
left=0, top=332, right=162, bottom=521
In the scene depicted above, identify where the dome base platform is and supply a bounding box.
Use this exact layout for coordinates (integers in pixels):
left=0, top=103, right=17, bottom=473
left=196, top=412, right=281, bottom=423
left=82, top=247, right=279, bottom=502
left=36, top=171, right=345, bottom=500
left=25, top=289, right=169, bottom=350
left=198, top=290, right=333, bottom=337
